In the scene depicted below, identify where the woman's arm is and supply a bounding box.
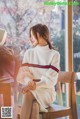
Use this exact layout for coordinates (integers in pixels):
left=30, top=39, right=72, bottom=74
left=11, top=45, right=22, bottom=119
left=35, top=52, right=60, bottom=89
left=16, top=51, right=35, bottom=84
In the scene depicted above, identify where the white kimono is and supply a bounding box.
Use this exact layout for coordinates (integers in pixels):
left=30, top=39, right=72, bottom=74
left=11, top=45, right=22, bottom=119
left=17, top=45, right=60, bottom=112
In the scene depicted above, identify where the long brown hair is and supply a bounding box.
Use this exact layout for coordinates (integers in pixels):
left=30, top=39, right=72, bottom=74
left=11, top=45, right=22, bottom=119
left=29, top=24, right=53, bottom=49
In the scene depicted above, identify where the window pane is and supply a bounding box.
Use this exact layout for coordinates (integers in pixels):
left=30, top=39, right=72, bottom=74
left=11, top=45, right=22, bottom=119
left=50, top=7, right=66, bottom=70
left=73, top=1, right=80, bottom=118
left=0, top=0, right=66, bottom=70
left=73, top=1, right=80, bottom=72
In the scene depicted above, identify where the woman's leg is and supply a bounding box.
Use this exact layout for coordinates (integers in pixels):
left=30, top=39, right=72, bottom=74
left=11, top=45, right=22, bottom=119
left=20, top=91, right=35, bottom=119
left=30, top=100, right=40, bottom=119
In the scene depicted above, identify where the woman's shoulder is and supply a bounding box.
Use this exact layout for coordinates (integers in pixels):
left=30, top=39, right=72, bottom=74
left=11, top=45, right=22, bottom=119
left=51, top=49, right=60, bottom=56
left=24, top=47, right=35, bottom=56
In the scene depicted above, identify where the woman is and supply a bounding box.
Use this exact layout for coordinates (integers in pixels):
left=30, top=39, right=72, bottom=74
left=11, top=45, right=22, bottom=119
left=17, top=24, right=60, bottom=119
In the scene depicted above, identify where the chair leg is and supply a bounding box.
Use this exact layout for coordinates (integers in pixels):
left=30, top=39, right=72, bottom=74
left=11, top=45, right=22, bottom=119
left=71, top=79, right=78, bottom=119
left=42, top=113, right=47, bottom=119
left=71, top=102, right=78, bottom=119
left=69, top=115, right=73, bottom=119
left=72, top=108, right=78, bottom=119
left=42, top=113, right=56, bottom=119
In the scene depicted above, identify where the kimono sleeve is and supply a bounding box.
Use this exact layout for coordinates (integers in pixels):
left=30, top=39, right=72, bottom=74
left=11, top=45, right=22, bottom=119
left=36, top=52, right=60, bottom=89
left=16, top=51, right=35, bottom=84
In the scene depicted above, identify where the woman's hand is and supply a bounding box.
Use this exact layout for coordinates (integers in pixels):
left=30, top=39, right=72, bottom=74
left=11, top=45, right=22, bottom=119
left=22, top=80, right=36, bottom=93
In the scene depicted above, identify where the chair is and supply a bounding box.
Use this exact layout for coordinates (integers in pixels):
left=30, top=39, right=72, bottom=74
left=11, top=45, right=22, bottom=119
left=0, top=83, right=11, bottom=106
left=0, top=83, right=11, bottom=119
left=17, top=72, right=78, bottom=119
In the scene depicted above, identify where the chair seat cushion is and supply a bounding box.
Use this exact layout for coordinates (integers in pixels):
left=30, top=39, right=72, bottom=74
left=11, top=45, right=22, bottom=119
left=47, top=104, right=69, bottom=112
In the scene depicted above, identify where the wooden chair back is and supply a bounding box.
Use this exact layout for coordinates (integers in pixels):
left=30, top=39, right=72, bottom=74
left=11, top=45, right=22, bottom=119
left=56, top=72, right=75, bottom=106
left=40, top=72, right=78, bottom=119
